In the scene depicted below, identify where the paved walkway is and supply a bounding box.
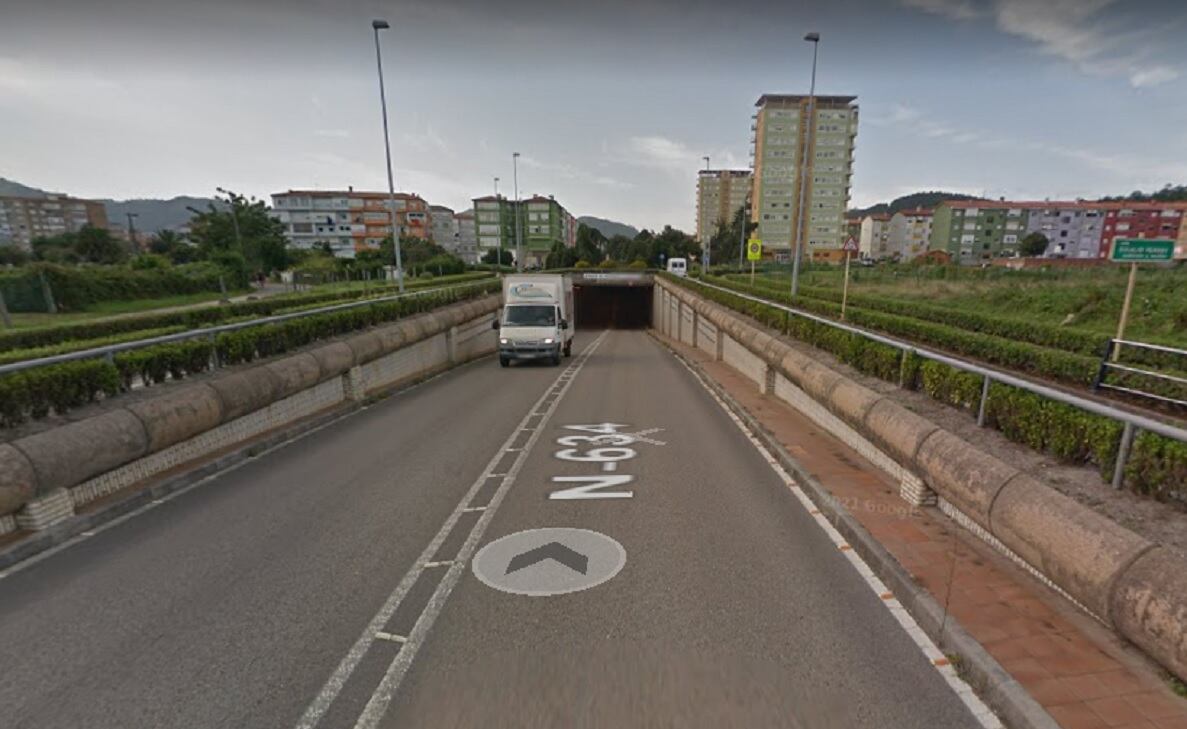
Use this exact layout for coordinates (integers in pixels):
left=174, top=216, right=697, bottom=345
left=670, top=337, right=1187, bottom=729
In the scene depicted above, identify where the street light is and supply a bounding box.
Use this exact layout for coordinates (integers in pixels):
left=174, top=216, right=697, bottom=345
left=512, top=152, right=522, bottom=271
left=125, top=212, right=139, bottom=251
left=371, top=19, right=404, bottom=292
left=702, top=156, right=711, bottom=274
left=791, top=31, right=820, bottom=299
left=494, top=176, right=502, bottom=272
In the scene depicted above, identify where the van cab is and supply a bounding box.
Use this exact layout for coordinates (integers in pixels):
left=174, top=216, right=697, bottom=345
left=666, top=258, right=687, bottom=277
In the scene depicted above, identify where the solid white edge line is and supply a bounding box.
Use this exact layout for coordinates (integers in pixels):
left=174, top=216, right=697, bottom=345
left=670, top=351, right=1005, bottom=729
left=293, top=331, right=608, bottom=729
left=348, top=330, right=609, bottom=729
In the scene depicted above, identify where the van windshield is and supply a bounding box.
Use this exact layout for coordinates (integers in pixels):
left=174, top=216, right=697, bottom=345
left=503, top=305, right=556, bottom=327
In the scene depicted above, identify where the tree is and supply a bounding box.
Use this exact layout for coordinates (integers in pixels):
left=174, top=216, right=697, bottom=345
left=481, top=248, right=514, bottom=265
left=74, top=225, right=128, bottom=264
left=545, top=240, right=578, bottom=269
left=187, top=190, right=289, bottom=273
left=708, top=208, right=753, bottom=268
left=574, top=224, right=606, bottom=264
left=0, top=245, right=29, bottom=266
left=1019, top=232, right=1050, bottom=257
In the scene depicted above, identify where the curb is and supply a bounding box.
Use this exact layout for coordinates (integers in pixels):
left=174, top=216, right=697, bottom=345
left=658, top=335, right=1060, bottom=729
left=0, top=356, right=487, bottom=573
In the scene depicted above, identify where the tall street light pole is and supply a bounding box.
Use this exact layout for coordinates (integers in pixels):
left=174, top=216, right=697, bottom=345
left=494, top=176, right=503, bottom=272
left=791, top=31, right=820, bottom=299
left=512, top=152, right=522, bottom=272
left=125, top=212, right=139, bottom=252
left=372, top=19, right=404, bottom=292
left=702, top=156, right=711, bottom=273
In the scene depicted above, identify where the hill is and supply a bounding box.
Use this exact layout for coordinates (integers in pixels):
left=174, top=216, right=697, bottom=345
left=578, top=216, right=639, bottom=239
left=101, top=196, right=222, bottom=232
left=0, top=177, right=50, bottom=198
left=849, top=191, right=981, bottom=218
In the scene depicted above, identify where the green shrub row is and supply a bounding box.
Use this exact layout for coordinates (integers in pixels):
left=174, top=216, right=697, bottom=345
left=0, top=280, right=500, bottom=427
left=729, top=274, right=1110, bottom=357
left=0, top=326, right=190, bottom=366
left=707, top=275, right=1101, bottom=387
left=0, top=271, right=494, bottom=353
left=666, top=274, right=1184, bottom=502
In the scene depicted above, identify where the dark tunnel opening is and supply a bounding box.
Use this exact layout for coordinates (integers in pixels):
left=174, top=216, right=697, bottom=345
left=574, top=285, right=653, bottom=329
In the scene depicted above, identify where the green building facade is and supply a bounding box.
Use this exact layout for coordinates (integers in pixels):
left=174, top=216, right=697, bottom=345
left=930, top=202, right=1031, bottom=263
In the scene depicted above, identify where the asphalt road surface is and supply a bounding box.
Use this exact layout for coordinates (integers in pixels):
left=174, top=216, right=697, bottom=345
left=0, top=330, right=989, bottom=729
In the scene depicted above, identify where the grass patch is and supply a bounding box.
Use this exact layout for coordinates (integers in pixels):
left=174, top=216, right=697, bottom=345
left=5, top=290, right=248, bottom=330
left=1171, top=675, right=1187, bottom=699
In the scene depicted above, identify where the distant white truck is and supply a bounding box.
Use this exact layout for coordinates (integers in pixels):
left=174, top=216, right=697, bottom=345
left=492, top=274, right=575, bottom=367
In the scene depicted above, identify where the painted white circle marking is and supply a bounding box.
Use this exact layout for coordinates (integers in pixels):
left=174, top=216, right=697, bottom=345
left=471, top=527, right=626, bottom=596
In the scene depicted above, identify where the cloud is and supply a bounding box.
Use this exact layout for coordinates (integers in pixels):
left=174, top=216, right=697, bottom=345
left=516, top=154, right=633, bottom=190
left=880, top=103, right=1187, bottom=182
left=622, top=135, right=744, bottom=175
left=314, top=129, right=351, bottom=139
left=900, top=0, right=981, bottom=20
left=901, top=0, right=1182, bottom=88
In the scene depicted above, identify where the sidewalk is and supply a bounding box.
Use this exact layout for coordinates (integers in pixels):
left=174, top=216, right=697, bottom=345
left=667, top=336, right=1187, bottom=729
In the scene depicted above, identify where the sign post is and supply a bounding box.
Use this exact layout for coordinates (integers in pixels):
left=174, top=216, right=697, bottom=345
left=841, top=237, right=860, bottom=320
left=746, top=238, right=763, bottom=285
left=1110, top=238, right=1174, bottom=361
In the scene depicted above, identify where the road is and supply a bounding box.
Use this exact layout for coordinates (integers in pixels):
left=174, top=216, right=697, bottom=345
left=0, top=330, right=988, bottom=729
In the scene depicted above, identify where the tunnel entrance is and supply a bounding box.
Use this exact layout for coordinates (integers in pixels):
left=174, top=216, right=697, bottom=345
left=572, top=272, right=653, bottom=330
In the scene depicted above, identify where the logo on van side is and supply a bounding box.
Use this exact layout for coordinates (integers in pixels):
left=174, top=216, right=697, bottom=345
left=509, top=284, right=552, bottom=298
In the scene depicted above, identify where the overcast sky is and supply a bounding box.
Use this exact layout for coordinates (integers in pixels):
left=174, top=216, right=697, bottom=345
left=2, top=0, right=1185, bottom=231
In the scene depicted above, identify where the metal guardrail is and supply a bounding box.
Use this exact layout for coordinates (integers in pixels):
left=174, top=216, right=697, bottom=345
left=688, top=277, right=1187, bottom=489
left=1094, top=339, right=1187, bottom=408
left=0, top=279, right=498, bottom=377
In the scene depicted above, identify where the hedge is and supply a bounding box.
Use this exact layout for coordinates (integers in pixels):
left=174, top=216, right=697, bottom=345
left=0, top=262, right=239, bottom=313
left=0, top=280, right=500, bottom=427
left=0, top=271, right=494, bottom=353
left=666, top=274, right=1184, bottom=502
left=707, top=275, right=1100, bottom=386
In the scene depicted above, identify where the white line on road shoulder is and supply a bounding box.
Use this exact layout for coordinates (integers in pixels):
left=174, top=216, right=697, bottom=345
left=671, top=351, right=1004, bottom=729
left=294, top=331, right=610, bottom=729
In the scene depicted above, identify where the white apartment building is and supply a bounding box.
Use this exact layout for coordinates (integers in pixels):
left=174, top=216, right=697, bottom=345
left=886, top=209, right=933, bottom=261
left=859, top=214, right=891, bottom=260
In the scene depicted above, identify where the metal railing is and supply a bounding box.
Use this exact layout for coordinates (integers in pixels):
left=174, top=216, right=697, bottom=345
left=1094, top=339, right=1187, bottom=408
left=686, top=277, right=1187, bottom=489
left=0, top=279, right=498, bottom=377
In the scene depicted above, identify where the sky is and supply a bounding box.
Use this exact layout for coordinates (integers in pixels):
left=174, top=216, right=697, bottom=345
left=1, top=0, right=1186, bottom=232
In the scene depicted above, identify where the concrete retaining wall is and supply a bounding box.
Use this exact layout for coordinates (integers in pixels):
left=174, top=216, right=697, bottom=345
left=654, top=280, right=1187, bottom=682
left=3, top=295, right=501, bottom=531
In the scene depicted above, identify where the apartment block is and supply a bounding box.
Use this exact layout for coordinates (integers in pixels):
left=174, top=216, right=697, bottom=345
left=471, top=194, right=575, bottom=267
left=886, top=209, right=934, bottom=261
left=929, top=202, right=1031, bottom=262
left=750, top=94, right=859, bottom=261
left=930, top=199, right=1187, bottom=263
left=1101, top=203, right=1187, bottom=259
left=429, top=205, right=456, bottom=246
left=696, top=169, right=751, bottom=243
left=1022, top=205, right=1106, bottom=259
left=858, top=214, right=891, bottom=260
left=0, top=194, right=109, bottom=250
left=271, top=189, right=430, bottom=258
left=454, top=211, right=479, bottom=264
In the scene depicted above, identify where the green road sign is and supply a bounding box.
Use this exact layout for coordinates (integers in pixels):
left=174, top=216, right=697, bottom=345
left=747, top=238, right=762, bottom=261
left=1111, top=238, right=1175, bottom=262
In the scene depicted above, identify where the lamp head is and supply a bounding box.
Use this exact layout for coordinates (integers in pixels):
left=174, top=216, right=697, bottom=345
left=372, top=19, right=390, bottom=30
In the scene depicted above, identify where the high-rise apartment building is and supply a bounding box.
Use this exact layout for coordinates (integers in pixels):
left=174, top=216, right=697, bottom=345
left=696, top=169, right=751, bottom=243
left=750, top=94, right=858, bottom=261
left=471, top=194, right=575, bottom=267
left=0, top=194, right=109, bottom=250
left=270, top=189, right=430, bottom=258
left=453, top=211, right=479, bottom=264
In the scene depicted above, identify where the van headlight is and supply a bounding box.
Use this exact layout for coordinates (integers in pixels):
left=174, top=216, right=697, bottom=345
left=499, top=338, right=509, bottom=344
left=543, top=338, right=555, bottom=344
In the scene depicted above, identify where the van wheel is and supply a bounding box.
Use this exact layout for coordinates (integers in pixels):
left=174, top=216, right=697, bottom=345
left=499, top=357, right=510, bottom=367
left=552, top=354, right=562, bottom=366
left=564, top=342, right=572, bottom=357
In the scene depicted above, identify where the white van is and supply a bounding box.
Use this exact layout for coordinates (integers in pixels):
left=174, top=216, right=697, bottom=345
left=666, top=258, right=687, bottom=277
left=493, top=274, right=575, bottom=367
